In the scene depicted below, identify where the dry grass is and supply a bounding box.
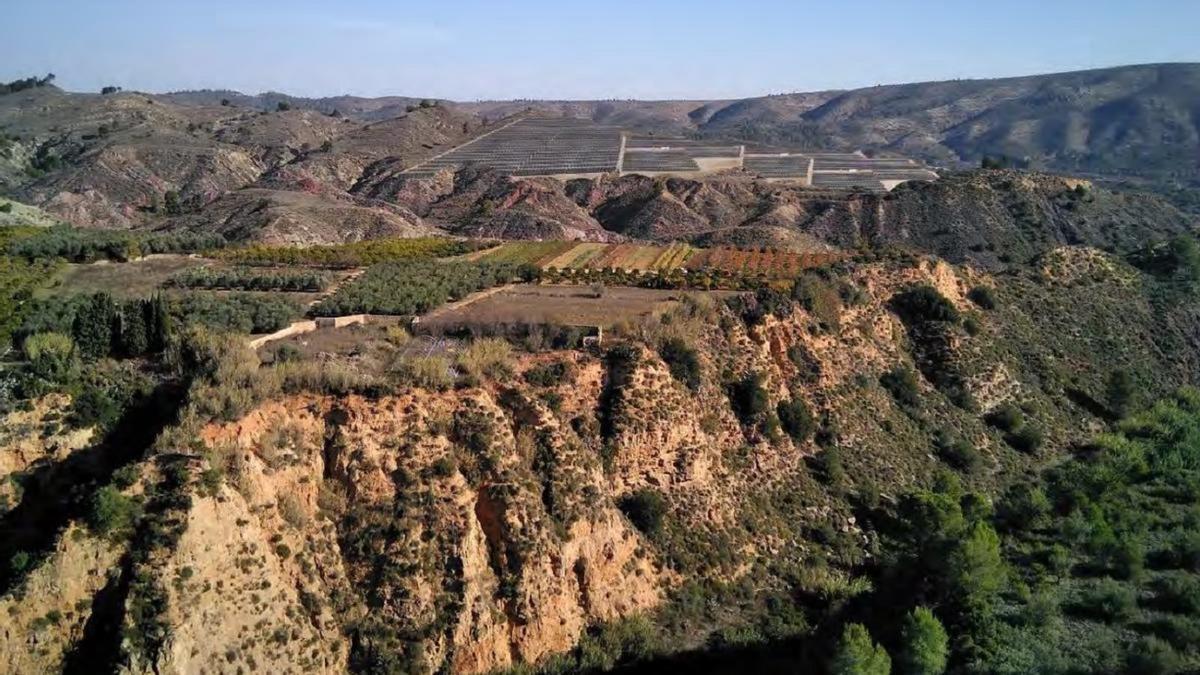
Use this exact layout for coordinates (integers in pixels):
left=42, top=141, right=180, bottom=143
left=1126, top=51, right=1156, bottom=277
left=455, top=337, right=513, bottom=380
left=390, top=354, right=454, bottom=390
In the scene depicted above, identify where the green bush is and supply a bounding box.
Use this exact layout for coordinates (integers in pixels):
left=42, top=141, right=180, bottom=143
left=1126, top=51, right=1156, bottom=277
left=619, top=489, right=666, bottom=537
left=814, top=447, right=846, bottom=488
left=88, top=485, right=139, bottom=537
left=891, top=285, right=960, bottom=324
left=726, top=371, right=772, bottom=433
left=1107, top=369, right=1136, bottom=419
left=658, top=337, right=702, bottom=391
left=996, top=483, right=1051, bottom=531
left=987, top=403, right=1024, bottom=432
left=1125, top=636, right=1182, bottom=675
left=933, top=430, right=983, bottom=474
left=1076, top=579, right=1137, bottom=623
left=777, top=398, right=815, bottom=444
left=1155, top=575, right=1200, bottom=614
left=881, top=366, right=921, bottom=408
left=23, top=332, right=77, bottom=382
left=69, top=384, right=122, bottom=431
left=523, top=360, right=573, bottom=387
left=967, top=286, right=997, bottom=310
left=1008, top=424, right=1045, bottom=453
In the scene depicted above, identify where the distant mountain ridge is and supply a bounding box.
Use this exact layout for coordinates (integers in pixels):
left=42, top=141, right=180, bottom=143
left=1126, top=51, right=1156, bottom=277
left=165, top=63, right=1200, bottom=182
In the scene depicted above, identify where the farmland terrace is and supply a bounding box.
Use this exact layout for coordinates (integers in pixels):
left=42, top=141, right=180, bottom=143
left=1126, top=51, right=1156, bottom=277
left=401, top=116, right=938, bottom=191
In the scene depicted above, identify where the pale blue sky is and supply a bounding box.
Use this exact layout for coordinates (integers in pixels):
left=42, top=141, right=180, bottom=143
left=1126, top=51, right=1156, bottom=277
left=4, top=0, right=1199, bottom=100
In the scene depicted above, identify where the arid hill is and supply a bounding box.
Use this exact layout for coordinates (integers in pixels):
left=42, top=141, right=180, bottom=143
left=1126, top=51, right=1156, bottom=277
left=459, top=63, right=1200, bottom=182
left=372, top=168, right=1194, bottom=268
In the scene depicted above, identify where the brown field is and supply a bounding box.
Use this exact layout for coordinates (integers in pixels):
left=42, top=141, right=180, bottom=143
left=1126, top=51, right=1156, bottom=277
left=418, top=284, right=736, bottom=331
left=477, top=241, right=841, bottom=277
left=37, top=255, right=354, bottom=303
left=37, top=254, right=209, bottom=299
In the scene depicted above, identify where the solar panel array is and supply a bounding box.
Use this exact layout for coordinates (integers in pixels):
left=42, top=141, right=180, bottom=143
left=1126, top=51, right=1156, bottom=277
left=810, top=173, right=887, bottom=191
left=625, top=137, right=729, bottom=149
left=398, top=119, right=936, bottom=190
left=402, top=117, right=622, bottom=178
left=621, top=150, right=701, bottom=172
left=743, top=155, right=814, bottom=178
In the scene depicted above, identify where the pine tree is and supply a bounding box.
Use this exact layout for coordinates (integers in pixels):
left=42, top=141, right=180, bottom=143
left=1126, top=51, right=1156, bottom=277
left=118, top=300, right=150, bottom=356
left=72, top=293, right=118, bottom=358
left=831, top=623, right=891, bottom=675
left=899, top=607, right=949, bottom=675
left=147, top=294, right=172, bottom=352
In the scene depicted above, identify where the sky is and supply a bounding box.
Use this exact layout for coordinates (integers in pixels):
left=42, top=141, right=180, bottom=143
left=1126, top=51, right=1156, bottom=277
left=3, top=0, right=1199, bottom=101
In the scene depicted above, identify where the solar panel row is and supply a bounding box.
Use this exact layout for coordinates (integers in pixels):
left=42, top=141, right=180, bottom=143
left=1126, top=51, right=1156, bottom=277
left=402, top=117, right=623, bottom=177
left=743, top=156, right=814, bottom=178
left=621, top=151, right=702, bottom=172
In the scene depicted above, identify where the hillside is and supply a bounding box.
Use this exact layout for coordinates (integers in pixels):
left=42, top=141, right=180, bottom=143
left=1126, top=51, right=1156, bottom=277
left=4, top=238, right=1200, bottom=672
left=151, top=63, right=1200, bottom=185
left=0, top=85, right=481, bottom=237
left=457, top=63, right=1200, bottom=183
left=372, top=168, right=1194, bottom=269
left=2, top=65, right=1197, bottom=249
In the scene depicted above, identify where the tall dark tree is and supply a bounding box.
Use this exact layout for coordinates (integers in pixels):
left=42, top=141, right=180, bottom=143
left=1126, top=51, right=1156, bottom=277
left=147, top=294, right=172, bottom=353
left=71, top=293, right=118, bottom=358
left=118, top=300, right=150, bottom=356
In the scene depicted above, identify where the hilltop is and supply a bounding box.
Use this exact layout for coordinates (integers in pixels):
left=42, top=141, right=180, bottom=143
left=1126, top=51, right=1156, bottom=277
left=161, top=63, right=1200, bottom=183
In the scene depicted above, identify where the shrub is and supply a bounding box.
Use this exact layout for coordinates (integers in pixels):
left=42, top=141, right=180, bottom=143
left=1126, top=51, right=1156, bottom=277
left=23, top=332, right=77, bottom=382
left=69, top=384, right=122, bottom=430
left=934, top=430, right=983, bottom=474
left=658, top=337, right=702, bottom=391
left=891, top=285, right=960, bottom=324
left=1007, top=424, right=1044, bottom=453
left=1077, top=579, right=1137, bottom=622
left=1107, top=369, right=1136, bottom=419
left=986, top=403, right=1024, bottom=432
left=814, top=447, right=846, bottom=488
left=996, top=483, right=1051, bottom=531
left=523, top=360, right=573, bottom=387
left=792, top=272, right=843, bottom=328
left=619, top=489, right=666, bottom=537
left=455, top=337, right=513, bottom=381
left=10, top=550, right=32, bottom=574
left=1155, top=575, right=1200, bottom=614
left=881, top=366, right=921, bottom=408
left=88, top=485, right=139, bottom=537
left=1125, top=636, right=1182, bottom=675
left=727, top=371, right=771, bottom=432
left=967, top=286, right=997, bottom=310
left=391, top=355, right=453, bottom=391
left=777, top=398, right=815, bottom=443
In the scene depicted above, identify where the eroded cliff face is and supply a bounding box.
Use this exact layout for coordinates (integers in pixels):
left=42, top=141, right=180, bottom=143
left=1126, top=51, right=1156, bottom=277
left=183, top=388, right=663, bottom=674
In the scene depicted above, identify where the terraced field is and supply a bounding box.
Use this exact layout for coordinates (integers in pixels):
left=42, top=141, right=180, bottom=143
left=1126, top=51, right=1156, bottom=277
left=476, top=241, right=842, bottom=277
